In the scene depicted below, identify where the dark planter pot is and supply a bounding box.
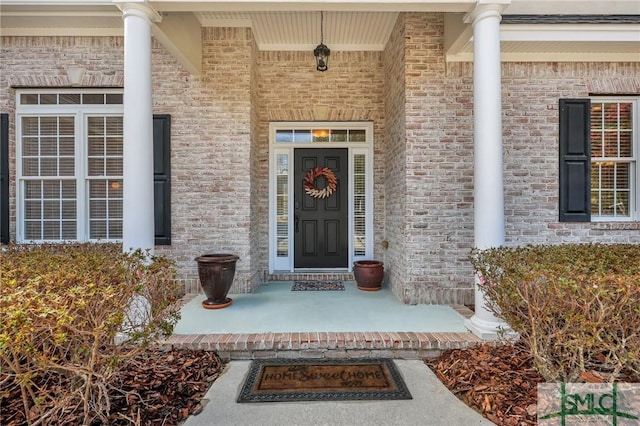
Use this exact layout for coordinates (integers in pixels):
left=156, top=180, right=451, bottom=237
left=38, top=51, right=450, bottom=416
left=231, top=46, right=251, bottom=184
left=353, top=260, right=384, bottom=291
left=195, top=254, right=239, bottom=309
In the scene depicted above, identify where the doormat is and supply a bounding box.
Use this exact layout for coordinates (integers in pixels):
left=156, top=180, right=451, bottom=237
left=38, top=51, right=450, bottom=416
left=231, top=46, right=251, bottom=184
left=291, top=280, right=344, bottom=291
left=237, top=358, right=412, bottom=403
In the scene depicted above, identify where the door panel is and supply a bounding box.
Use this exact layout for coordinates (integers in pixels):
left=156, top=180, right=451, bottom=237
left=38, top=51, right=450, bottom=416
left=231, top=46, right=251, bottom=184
left=302, top=220, right=318, bottom=256
left=325, top=220, right=340, bottom=254
left=294, top=148, right=348, bottom=268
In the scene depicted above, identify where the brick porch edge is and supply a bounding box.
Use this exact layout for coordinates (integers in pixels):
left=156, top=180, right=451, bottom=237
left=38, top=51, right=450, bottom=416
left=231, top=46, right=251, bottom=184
left=158, top=330, right=484, bottom=361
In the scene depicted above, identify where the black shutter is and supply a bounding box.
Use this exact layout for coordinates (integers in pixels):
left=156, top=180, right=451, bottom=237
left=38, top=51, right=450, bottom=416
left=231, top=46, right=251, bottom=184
left=1, top=114, right=8, bottom=243
left=153, top=114, right=171, bottom=245
left=559, top=99, right=591, bottom=222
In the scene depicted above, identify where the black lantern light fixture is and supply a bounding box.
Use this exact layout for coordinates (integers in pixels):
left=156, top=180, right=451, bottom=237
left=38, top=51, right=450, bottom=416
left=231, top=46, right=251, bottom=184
left=313, top=11, right=330, bottom=72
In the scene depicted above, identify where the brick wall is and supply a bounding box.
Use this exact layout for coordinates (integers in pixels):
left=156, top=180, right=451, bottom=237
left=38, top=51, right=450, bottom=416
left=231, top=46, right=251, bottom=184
left=387, top=15, right=639, bottom=305
left=249, top=34, right=262, bottom=291
left=2, top=18, right=639, bottom=303
left=0, top=36, right=126, bottom=252
left=498, top=62, right=640, bottom=244
left=255, top=50, right=386, bottom=278
left=382, top=14, right=409, bottom=301
left=399, top=13, right=476, bottom=305
left=0, top=32, right=256, bottom=294
left=155, top=28, right=254, bottom=293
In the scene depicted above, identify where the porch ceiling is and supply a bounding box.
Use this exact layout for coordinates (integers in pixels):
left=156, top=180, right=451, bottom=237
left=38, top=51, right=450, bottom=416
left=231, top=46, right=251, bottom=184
left=0, top=1, right=638, bottom=75
left=195, top=11, right=399, bottom=51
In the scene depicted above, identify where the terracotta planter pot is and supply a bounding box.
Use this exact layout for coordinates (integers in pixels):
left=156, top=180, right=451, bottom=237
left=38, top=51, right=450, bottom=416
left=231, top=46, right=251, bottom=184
left=353, top=260, right=384, bottom=291
left=195, top=254, right=239, bottom=309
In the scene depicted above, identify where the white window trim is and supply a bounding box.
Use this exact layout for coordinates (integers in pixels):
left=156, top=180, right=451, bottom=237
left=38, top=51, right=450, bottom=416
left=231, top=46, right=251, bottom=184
left=268, top=121, right=374, bottom=273
left=15, top=89, right=124, bottom=242
left=589, top=96, right=638, bottom=222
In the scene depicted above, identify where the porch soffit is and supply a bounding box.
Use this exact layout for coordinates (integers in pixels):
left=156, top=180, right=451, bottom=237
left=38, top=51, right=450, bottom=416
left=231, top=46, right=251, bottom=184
left=0, top=1, right=639, bottom=68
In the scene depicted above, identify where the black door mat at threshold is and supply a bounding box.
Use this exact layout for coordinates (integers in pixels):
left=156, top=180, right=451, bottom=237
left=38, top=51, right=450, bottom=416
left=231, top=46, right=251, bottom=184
left=291, top=281, right=345, bottom=291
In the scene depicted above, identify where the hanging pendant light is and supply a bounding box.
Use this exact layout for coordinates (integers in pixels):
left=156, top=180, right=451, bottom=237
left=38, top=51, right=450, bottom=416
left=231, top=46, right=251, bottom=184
left=313, top=11, right=330, bottom=72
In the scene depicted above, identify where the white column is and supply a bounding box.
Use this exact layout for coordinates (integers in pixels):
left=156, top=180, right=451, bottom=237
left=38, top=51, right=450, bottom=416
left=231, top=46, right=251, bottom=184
left=463, top=2, right=512, bottom=340
left=117, top=2, right=160, bottom=253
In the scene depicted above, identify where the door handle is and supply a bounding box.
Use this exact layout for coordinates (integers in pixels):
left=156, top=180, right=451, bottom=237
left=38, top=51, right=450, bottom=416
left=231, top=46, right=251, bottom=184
left=295, top=214, right=299, bottom=233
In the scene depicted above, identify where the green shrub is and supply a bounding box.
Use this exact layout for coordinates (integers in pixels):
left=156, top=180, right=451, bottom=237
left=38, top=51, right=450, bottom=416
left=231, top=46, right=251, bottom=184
left=0, top=243, right=181, bottom=425
left=470, top=243, right=640, bottom=383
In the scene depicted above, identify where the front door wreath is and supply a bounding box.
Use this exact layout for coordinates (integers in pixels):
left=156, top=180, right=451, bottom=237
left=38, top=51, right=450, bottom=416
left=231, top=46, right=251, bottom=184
left=304, top=167, right=337, bottom=199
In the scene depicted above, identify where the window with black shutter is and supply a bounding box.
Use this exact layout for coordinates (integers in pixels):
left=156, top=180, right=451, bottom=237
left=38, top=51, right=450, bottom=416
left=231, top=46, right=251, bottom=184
left=1, top=113, right=9, bottom=243
left=153, top=114, right=171, bottom=245
left=14, top=90, right=172, bottom=244
left=559, top=99, right=591, bottom=222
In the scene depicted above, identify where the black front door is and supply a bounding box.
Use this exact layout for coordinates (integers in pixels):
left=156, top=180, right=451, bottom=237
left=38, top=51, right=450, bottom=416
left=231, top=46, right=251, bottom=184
left=294, top=148, right=348, bottom=268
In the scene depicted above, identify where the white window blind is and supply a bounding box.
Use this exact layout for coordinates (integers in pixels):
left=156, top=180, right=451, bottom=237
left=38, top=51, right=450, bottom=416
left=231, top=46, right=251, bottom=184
left=17, top=90, right=123, bottom=242
left=590, top=99, right=637, bottom=220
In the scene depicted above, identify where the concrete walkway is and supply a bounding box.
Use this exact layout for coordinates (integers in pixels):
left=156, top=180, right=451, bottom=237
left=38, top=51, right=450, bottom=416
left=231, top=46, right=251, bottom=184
left=183, top=360, right=495, bottom=426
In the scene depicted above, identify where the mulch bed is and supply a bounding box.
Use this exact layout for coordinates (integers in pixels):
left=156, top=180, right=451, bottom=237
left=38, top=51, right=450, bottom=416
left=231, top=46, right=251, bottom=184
left=0, top=348, right=225, bottom=426
left=4, top=341, right=637, bottom=426
left=425, top=340, right=640, bottom=426
left=425, top=340, right=544, bottom=426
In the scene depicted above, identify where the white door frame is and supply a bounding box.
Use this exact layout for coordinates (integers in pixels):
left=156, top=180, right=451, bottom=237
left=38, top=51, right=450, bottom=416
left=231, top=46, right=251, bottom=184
left=268, top=121, right=374, bottom=273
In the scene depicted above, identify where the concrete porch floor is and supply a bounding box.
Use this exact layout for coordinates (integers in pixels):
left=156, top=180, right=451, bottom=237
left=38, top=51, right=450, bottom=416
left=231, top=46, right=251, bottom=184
left=160, top=281, right=483, bottom=360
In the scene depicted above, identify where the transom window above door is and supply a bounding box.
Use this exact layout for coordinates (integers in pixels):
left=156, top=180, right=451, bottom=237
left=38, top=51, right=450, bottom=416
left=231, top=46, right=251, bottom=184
left=275, top=128, right=366, bottom=143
